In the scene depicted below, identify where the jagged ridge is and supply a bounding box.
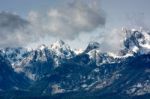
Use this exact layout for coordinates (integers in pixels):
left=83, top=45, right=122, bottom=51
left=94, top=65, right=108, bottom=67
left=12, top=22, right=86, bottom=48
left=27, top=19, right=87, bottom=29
left=0, top=29, right=150, bottom=98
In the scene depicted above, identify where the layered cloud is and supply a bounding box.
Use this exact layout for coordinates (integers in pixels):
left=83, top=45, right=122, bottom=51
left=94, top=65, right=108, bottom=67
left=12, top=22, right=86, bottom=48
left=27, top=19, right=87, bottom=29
left=0, top=0, right=106, bottom=48
left=0, top=12, right=31, bottom=47
left=27, top=0, right=106, bottom=39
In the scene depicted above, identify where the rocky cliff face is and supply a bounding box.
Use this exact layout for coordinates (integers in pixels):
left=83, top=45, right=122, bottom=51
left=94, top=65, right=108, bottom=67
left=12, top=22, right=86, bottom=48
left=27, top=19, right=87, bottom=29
left=0, top=29, right=150, bottom=98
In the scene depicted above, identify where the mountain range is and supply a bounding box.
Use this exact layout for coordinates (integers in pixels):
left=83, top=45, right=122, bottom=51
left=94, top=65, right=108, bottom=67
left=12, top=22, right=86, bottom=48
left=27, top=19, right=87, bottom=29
left=0, top=28, right=150, bottom=99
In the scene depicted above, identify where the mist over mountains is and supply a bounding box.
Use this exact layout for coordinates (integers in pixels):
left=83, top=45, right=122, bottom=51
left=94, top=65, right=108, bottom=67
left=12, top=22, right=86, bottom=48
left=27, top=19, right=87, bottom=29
left=0, top=28, right=150, bottom=98
left=0, top=0, right=150, bottom=98
left=0, top=0, right=106, bottom=48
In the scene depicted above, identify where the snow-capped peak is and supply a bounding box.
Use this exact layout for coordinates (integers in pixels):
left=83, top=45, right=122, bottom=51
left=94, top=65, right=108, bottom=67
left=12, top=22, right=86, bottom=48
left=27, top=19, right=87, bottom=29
left=85, top=41, right=101, bottom=53
left=50, top=40, right=74, bottom=58
left=50, top=40, right=67, bottom=49
left=37, top=44, right=47, bottom=50
left=123, top=28, right=150, bottom=55
left=74, top=48, right=84, bottom=55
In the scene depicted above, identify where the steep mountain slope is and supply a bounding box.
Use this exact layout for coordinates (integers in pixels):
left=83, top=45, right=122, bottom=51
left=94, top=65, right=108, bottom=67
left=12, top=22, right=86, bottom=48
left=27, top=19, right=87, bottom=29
left=0, top=52, right=30, bottom=91
left=0, top=29, right=150, bottom=98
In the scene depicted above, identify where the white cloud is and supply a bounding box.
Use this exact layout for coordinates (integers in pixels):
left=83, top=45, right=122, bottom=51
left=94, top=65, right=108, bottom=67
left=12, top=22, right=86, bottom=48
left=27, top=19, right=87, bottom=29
left=0, top=0, right=106, bottom=48
left=27, top=0, right=106, bottom=39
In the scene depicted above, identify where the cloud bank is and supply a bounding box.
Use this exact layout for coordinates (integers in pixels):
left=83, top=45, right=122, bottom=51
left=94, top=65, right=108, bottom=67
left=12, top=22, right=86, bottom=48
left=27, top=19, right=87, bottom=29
left=0, top=0, right=106, bottom=48
left=0, top=12, right=31, bottom=47
left=27, top=0, right=105, bottom=39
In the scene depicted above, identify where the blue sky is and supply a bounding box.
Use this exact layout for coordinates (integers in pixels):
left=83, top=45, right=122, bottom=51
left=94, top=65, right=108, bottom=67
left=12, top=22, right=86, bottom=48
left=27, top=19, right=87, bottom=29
left=101, top=0, right=150, bottom=28
left=0, top=0, right=149, bottom=50
left=0, top=0, right=58, bottom=17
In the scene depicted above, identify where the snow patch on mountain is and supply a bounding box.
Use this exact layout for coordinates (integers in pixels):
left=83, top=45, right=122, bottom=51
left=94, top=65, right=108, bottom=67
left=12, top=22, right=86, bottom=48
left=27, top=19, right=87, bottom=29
left=74, top=48, right=84, bottom=55
left=50, top=40, right=74, bottom=58
left=1, top=28, right=150, bottom=82
left=85, top=41, right=101, bottom=53
left=38, top=44, right=47, bottom=50
left=123, top=28, right=150, bottom=55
